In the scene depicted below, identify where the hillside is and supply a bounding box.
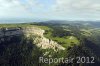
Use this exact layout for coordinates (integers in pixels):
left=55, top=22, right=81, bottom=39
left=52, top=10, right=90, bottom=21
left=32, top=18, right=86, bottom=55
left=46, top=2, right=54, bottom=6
left=0, top=23, right=100, bottom=66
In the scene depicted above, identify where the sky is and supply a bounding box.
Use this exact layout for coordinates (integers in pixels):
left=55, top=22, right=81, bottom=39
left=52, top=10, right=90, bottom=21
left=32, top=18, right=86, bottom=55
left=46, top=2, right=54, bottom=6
left=0, top=0, right=100, bottom=23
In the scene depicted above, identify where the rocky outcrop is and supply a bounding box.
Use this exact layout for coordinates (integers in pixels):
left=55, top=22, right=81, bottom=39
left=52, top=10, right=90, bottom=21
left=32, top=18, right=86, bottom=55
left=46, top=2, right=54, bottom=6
left=23, top=27, right=65, bottom=51
left=23, top=27, right=45, bottom=37
left=0, top=26, right=65, bottom=51
left=34, top=36, right=65, bottom=51
left=0, top=28, right=23, bottom=37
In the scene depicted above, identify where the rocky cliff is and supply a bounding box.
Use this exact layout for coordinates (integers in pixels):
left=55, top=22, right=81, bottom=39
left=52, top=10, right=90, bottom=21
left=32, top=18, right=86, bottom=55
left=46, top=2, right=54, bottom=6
left=23, top=27, right=65, bottom=51
left=0, top=26, right=65, bottom=51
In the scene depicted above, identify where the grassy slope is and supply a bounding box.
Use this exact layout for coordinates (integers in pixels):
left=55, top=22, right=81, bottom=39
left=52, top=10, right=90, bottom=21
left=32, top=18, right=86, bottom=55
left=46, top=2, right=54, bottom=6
left=39, top=25, right=80, bottom=48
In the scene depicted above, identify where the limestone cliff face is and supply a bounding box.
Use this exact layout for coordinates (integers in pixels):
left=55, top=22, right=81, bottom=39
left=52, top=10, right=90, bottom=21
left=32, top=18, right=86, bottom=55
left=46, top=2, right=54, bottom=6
left=34, top=36, right=65, bottom=51
left=0, top=27, right=65, bottom=51
left=24, top=27, right=65, bottom=51
left=0, top=28, right=23, bottom=37
left=23, top=27, right=45, bottom=37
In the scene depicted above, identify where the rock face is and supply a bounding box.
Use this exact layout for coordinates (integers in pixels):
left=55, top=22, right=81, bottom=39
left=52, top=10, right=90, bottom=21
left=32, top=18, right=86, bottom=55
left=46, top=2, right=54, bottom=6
left=34, top=36, right=65, bottom=51
left=0, top=26, right=65, bottom=51
left=24, top=27, right=65, bottom=51
left=0, top=28, right=23, bottom=37
left=23, top=27, right=45, bottom=37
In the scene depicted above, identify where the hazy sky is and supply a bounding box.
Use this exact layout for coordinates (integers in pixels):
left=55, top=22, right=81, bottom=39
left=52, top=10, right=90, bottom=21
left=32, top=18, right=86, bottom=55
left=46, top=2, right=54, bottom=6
left=0, top=0, right=100, bottom=22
